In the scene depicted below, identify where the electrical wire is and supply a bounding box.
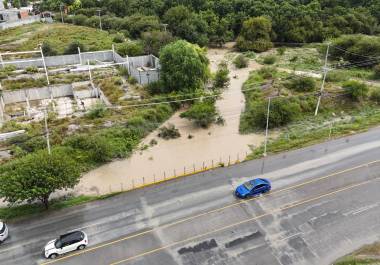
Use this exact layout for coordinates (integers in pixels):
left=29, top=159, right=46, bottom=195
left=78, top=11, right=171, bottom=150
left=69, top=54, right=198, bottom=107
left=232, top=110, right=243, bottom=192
left=331, top=45, right=380, bottom=60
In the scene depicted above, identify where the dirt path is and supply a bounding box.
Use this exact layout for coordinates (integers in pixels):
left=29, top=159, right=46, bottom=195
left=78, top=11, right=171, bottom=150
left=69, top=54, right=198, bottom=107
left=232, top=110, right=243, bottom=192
left=75, top=47, right=267, bottom=195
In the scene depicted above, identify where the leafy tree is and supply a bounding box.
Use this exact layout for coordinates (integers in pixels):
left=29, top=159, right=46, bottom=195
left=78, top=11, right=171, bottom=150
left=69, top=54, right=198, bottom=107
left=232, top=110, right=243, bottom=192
left=343, top=80, right=369, bottom=101
left=123, top=14, right=161, bottom=39
left=106, top=0, right=128, bottom=17
left=64, top=41, right=87, bottom=55
left=213, top=61, right=230, bottom=89
left=236, top=16, right=273, bottom=52
left=159, top=40, right=209, bottom=92
left=0, top=148, right=80, bottom=209
left=164, top=5, right=209, bottom=46
left=180, top=100, right=218, bottom=128
left=141, top=30, right=174, bottom=56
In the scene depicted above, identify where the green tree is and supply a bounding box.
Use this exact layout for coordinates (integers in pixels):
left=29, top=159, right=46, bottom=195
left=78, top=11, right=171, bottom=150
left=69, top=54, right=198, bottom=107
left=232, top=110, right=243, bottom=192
left=343, top=80, right=369, bottom=101
left=159, top=40, right=209, bottom=92
left=123, top=14, right=161, bottom=39
left=180, top=100, right=218, bottom=128
left=213, top=61, right=230, bottom=89
left=236, top=16, right=273, bottom=52
left=141, top=30, right=174, bottom=56
left=0, top=148, right=80, bottom=209
left=163, top=5, right=209, bottom=46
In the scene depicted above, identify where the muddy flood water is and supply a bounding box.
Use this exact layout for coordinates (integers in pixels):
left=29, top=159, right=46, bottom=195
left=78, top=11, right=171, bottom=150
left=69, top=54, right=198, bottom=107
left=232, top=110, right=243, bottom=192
left=75, top=46, right=269, bottom=195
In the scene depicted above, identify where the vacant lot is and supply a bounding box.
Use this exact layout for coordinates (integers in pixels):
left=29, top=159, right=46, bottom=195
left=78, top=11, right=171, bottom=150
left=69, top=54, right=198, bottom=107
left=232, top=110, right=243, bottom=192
left=0, top=23, right=114, bottom=53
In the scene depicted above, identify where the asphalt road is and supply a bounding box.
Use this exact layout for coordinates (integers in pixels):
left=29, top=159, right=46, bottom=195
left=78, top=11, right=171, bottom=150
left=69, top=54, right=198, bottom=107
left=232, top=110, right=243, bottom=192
left=1, top=127, right=380, bottom=265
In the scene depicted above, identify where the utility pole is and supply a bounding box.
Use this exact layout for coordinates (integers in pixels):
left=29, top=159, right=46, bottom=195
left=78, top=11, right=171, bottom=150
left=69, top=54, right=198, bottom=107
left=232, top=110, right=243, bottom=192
left=39, top=46, right=50, bottom=86
left=263, top=97, right=271, bottom=156
left=60, top=3, right=64, bottom=23
left=314, top=42, right=330, bottom=116
left=44, top=109, right=51, bottom=155
left=97, top=9, right=102, bottom=31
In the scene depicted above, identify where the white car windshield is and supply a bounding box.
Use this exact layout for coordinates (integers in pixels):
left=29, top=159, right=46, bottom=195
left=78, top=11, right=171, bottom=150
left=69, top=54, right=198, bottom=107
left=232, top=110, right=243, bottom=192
left=54, top=240, right=62, bottom=248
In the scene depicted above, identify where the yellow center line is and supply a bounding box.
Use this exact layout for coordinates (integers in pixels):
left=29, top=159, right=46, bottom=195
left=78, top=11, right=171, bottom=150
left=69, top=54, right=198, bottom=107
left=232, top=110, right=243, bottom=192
left=40, top=160, right=380, bottom=265
left=109, top=179, right=375, bottom=265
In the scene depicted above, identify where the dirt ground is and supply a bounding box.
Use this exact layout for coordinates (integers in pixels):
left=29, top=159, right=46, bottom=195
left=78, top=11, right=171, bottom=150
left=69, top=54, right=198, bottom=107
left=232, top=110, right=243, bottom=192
left=75, top=45, right=270, bottom=195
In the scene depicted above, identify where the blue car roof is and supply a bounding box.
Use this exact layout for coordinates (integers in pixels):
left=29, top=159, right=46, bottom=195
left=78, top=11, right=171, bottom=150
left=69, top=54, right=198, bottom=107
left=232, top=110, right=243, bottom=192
left=251, top=178, right=269, bottom=186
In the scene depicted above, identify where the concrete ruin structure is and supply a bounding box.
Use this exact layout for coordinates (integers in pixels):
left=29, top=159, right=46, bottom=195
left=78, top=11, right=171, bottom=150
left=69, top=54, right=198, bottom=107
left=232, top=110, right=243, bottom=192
left=0, top=47, right=161, bottom=123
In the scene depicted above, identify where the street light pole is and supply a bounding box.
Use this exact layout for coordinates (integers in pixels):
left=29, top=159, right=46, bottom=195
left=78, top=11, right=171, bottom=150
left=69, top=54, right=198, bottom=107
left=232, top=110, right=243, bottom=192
left=263, top=97, right=271, bottom=156
left=314, top=42, right=330, bottom=116
left=97, top=9, right=102, bottom=31
left=44, top=109, right=51, bottom=155
left=60, top=4, right=64, bottom=23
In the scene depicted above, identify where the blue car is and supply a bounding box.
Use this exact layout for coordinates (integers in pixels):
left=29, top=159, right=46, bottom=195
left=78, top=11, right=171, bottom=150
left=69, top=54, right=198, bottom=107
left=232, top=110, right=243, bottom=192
left=235, top=178, right=271, bottom=199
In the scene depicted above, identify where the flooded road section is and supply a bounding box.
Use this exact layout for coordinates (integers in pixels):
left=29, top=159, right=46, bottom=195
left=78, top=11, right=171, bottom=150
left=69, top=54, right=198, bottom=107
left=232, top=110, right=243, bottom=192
left=76, top=47, right=268, bottom=195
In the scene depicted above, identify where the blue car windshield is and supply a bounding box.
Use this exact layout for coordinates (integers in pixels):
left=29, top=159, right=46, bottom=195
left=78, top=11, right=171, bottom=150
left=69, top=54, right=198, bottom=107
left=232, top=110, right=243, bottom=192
left=243, top=181, right=254, bottom=190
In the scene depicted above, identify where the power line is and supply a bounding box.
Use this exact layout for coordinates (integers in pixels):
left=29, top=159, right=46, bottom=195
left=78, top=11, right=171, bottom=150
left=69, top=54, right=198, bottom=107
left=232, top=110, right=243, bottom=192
left=331, top=45, right=380, bottom=60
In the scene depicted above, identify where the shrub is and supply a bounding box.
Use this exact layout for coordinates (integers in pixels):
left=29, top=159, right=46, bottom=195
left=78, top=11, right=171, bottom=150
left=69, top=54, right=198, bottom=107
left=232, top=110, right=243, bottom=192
left=326, top=71, right=349, bottom=82
left=112, top=33, right=125, bottom=43
left=277, top=47, right=286, bottom=55
left=258, top=67, right=277, bottom=79
left=64, top=134, right=112, bottom=163
left=262, top=55, right=277, bottom=65
left=3, top=65, right=16, bottom=73
left=128, top=76, right=138, bottom=85
left=64, top=41, right=87, bottom=55
left=245, top=97, right=301, bottom=129
left=145, top=80, right=164, bottom=94
left=41, top=42, right=57, bottom=56
left=116, top=41, right=144, bottom=56
left=213, top=61, right=230, bottom=89
left=342, top=80, right=369, bottom=101
left=373, top=64, right=380, bottom=80
left=180, top=100, right=218, bottom=128
left=86, top=103, right=107, bottom=119
left=370, top=88, right=380, bottom=103
left=233, top=55, right=248, bottom=68
left=71, top=14, right=88, bottom=25
left=157, top=124, right=181, bottom=139
left=286, top=76, right=316, bottom=92
left=25, top=66, right=38, bottom=74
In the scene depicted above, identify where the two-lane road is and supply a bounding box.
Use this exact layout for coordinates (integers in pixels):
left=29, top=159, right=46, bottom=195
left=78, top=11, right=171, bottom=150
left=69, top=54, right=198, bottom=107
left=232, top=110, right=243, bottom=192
left=1, top=127, right=380, bottom=265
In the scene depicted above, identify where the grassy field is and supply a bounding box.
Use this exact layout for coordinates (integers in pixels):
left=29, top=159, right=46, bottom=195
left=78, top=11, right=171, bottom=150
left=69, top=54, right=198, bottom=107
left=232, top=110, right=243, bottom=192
left=334, top=242, right=380, bottom=265
left=0, top=23, right=114, bottom=54
left=0, top=193, right=120, bottom=221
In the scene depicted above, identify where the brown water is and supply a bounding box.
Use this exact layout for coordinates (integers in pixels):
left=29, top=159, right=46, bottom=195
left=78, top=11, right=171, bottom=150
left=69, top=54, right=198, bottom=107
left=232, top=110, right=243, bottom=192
left=75, top=47, right=268, bottom=195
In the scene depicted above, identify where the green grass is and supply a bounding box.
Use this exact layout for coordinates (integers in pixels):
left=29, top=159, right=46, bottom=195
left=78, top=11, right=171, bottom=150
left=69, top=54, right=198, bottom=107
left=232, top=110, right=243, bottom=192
left=247, top=106, right=380, bottom=160
left=269, top=47, right=323, bottom=71
left=0, top=23, right=114, bottom=54
left=334, top=242, right=380, bottom=265
left=0, top=193, right=121, bottom=221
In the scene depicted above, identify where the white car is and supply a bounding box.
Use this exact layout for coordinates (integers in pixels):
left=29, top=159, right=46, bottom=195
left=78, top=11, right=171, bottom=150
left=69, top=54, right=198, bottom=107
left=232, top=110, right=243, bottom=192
left=44, top=231, right=88, bottom=259
left=0, top=221, right=9, bottom=242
